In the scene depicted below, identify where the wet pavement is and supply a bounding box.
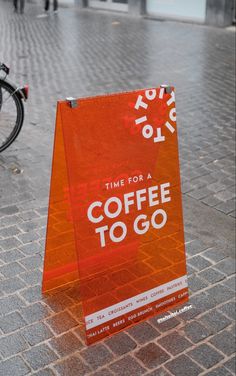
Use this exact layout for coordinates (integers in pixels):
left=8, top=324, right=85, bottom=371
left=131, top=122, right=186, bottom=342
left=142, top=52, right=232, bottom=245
left=0, top=1, right=235, bottom=375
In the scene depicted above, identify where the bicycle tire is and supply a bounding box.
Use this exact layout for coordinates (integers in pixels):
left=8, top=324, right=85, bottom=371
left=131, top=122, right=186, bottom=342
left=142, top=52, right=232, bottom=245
left=0, top=86, right=2, bottom=110
left=0, top=79, right=24, bottom=152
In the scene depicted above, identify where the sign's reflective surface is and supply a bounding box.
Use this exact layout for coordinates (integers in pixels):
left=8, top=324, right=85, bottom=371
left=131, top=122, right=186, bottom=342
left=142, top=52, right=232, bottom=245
left=43, top=87, right=189, bottom=344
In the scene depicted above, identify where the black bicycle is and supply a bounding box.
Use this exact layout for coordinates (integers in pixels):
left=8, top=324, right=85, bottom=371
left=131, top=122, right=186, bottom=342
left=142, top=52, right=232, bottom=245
left=0, top=63, right=28, bottom=152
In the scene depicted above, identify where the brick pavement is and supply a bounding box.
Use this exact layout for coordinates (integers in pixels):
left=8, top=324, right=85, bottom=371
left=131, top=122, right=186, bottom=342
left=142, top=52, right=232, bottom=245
left=0, top=1, right=235, bottom=375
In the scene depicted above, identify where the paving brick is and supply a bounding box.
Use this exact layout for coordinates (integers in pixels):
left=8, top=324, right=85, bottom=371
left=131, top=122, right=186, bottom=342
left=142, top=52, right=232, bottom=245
left=20, top=302, right=51, bottom=324
left=210, top=171, right=232, bottom=182
left=221, top=275, right=235, bottom=291
left=0, top=215, right=22, bottom=228
left=91, top=368, right=114, bottom=376
left=23, top=344, right=58, bottom=371
left=105, top=332, right=137, bottom=355
left=109, top=355, right=146, bottom=375
left=223, top=356, right=236, bottom=374
left=20, top=285, right=43, bottom=303
left=73, top=327, right=86, bottom=344
left=0, top=248, right=24, bottom=263
left=18, top=218, right=46, bottom=233
left=229, top=210, right=236, bottom=218
left=19, top=269, right=42, bottom=285
left=0, top=332, right=28, bottom=358
left=184, top=321, right=212, bottom=343
left=214, top=199, right=235, bottom=214
left=214, top=190, right=236, bottom=201
left=18, top=210, right=40, bottom=221
left=190, top=292, right=216, bottom=313
left=62, top=285, right=81, bottom=301
left=0, top=311, right=27, bottom=333
left=187, top=263, right=197, bottom=275
left=19, top=242, right=42, bottom=256
left=208, top=182, right=229, bottom=193
left=150, top=315, right=181, bottom=332
left=17, top=230, right=40, bottom=244
left=188, top=343, right=224, bottom=369
left=228, top=323, right=236, bottom=337
left=205, top=366, right=233, bottom=376
left=45, top=293, right=74, bottom=312
left=158, top=331, right=192, bottom=355
left=188, top=255, right=212, bottom=271
left=36, top=226, right=46, bottom=238
left=0, top=356, right=30, bottom=376
left=0, top=237, right=22, bottom=250
left=165, top=354, right=203, bottom=376
left=33, top=369, right=56, bottom=376
left=188, top=187, right=213, bottom=200
left=203, top=248, right=227, bottom=263
left=210, top=331, right=235, bottom=355
left=0, top=276, right=26, bottom=293
left=0, top=225, right=21, bottom=238
left=36, top=207, right=48, bottom=216
left=184, top=233, right=195, bottom=243
left=21, top=322, right=54, bottom=346
left=0, top=262, right=26, bottom=278
left=188, top=275, right=208, bottom=292
left=54, top=355, right=91, bottom=376
left=81, top=344, right=113, bottom=369
left=185, top=240, right=208, bottom=257
left=206, top=284, right=235, bottom=305
left=127, top=322, right=160, bottom=344
left=46, top=311, right=78, bottom=334
left=0, top=205, right=19, bottom=216
left=201, top=195, right=223, bottom=207
left=19, top=254, right=42, bottom=270
left=68, top=303, right=84, bottom=321
left=218, top=301, right=236, bottom=319
left=181, top=182, right=195, bottom=193
left=49, top=331, right=83, bottom=356
left=0, top=295, right=26, bottom=316
left=146, top=367, right=172, bottom=376
left=228, top=183, right=236, bottom=192
left=135, top=342, right=170, bottom=369
left=214, top=257, right=236, bottom=276
left=201, top=309, right=231, bottom=332
left=198, top=268, right=225, bottom=283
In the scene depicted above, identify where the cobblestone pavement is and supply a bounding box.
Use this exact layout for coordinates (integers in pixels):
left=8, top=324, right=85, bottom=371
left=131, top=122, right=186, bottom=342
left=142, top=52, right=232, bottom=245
left=0, top=1, right=235, bottom=375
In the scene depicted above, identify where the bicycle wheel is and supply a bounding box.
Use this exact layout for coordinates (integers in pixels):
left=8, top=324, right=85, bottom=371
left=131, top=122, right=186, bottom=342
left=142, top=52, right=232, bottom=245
left=0, top=79, right=24, bottom=152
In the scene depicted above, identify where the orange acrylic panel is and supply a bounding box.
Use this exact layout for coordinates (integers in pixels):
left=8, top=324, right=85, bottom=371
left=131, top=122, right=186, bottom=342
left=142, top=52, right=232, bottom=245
left=43, top=87, right=189, bottom=345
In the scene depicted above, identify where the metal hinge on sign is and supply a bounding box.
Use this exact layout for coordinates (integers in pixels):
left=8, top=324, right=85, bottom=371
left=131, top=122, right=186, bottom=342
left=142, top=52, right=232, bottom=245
left=66, top=97, right=78, bottom=108
left=160, top=84, right=172, bottom=94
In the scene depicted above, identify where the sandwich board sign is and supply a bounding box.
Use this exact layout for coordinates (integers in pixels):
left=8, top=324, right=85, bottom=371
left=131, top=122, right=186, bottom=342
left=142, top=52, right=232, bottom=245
left=43, top=86, right=189, bottom=345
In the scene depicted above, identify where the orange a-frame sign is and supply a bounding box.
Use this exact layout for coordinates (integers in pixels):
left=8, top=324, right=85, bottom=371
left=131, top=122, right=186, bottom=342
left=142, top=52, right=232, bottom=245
left=43, top=86, right=189, bottom=345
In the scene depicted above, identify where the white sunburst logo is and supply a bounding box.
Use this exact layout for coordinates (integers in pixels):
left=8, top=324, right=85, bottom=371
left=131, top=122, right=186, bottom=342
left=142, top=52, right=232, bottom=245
left=134, top=86, right=176, bottom=143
